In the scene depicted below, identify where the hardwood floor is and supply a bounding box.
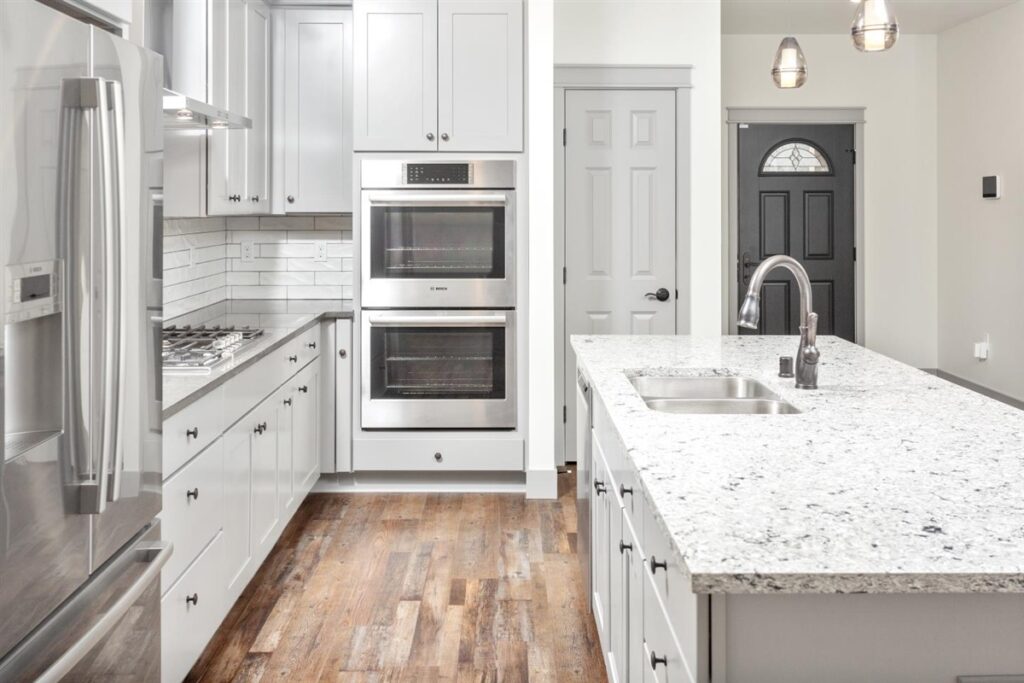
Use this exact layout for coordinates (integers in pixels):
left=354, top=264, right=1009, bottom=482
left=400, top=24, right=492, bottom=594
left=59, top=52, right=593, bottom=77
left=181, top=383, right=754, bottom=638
left=186, top=471, right=606, bottom=682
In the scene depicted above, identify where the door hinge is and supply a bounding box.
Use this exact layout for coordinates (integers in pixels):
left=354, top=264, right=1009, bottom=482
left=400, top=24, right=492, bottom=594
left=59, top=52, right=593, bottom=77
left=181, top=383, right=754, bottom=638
left=853, top=247, right=857, bottom=261
left=562, top=266, right=567, bottom=285
left=563, top=405, right=567, bottom=423
left=675, top=288, right=679, bottom=300
left=562, top=128, right=567, bottom=146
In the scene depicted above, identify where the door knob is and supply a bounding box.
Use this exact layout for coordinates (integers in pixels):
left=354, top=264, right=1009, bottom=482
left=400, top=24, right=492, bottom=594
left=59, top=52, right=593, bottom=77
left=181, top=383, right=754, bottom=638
left=644, top=288, right=671, bottom=302
left=741, top=252, right=757, bottom=285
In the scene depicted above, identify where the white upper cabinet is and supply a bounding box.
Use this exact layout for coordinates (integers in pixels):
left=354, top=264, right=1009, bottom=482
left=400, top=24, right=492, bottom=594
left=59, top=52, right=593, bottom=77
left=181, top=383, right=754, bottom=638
left=246, top=0, right=271, bottom=213
left=437, top=0, right=523, bottom=151
left=278, top=8, right=354, bottom=213
left=354, top=0, right=438, bottom=151
left=354, top=0, right=522, bottom=152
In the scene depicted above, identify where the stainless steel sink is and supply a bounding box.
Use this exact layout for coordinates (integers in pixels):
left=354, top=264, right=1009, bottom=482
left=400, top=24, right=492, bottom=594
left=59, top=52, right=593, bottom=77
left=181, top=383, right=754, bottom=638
left=629, top=375, right=801, bottom=415
left=644, top=398, right=801, bottom=415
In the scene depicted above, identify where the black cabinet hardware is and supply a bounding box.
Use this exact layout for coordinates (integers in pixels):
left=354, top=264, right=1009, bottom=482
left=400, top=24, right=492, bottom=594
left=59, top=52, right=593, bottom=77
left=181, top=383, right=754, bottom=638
left=434, top=452, right=443, bottom=462
left=619, top=540, right=632, bottom=554
left=338, top=349, right=347, bottom=358
left=650, top=556, right=667, bottom=573
left=186, top=593, right=199, bottom=606
left=186, top=427, right=199, bottom=439
left=307, top=341, right=316, bottom=349
left=594, top=480, right=607, bottom=495
left=284, top=398, right=292, bottom=406
left=288, top=355, right=298, bottom=363
left=620, top=484, right=633, bottom=497
left=186, top=488, right=199, bottom=501
left=650, top=652, right=667, bottom=669
left=298, top=385, right=308, bottom=393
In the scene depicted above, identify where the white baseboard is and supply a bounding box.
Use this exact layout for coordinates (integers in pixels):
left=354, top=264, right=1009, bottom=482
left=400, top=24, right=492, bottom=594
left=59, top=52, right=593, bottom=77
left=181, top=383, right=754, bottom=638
left=311, top=470, right=526, bottom=494
left=525, top=468, right=558, bottom=499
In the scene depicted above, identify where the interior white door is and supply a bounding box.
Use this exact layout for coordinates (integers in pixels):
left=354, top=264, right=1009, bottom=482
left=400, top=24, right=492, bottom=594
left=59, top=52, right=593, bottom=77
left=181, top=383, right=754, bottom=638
left=437, top=0, right=523, bottom=151
left=353, top=0, right=437, bottom=151
left=564, top=89, right=676, bottom=463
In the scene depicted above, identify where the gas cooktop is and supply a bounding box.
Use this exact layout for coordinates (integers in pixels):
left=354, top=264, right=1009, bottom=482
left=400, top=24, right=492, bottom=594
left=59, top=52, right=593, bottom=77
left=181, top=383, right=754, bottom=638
left=163, top=324, right=265, bottom=374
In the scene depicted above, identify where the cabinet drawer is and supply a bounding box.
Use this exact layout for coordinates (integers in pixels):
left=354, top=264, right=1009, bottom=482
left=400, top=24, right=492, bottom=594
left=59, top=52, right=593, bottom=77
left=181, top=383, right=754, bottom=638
left=161, top=437, right=224, bottom=589
left=161, top=533, right=226, bottom=683
left=163, top=386, right=225, bottom=477
left=293, top=324, right=321, bottom=367
left=353, top=437, right=523, bottom=471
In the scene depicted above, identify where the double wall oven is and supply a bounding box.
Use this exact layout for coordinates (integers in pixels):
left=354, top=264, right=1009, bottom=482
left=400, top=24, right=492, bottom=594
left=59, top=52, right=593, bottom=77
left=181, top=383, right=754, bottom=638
left=361, top=160, right=516, bottom=430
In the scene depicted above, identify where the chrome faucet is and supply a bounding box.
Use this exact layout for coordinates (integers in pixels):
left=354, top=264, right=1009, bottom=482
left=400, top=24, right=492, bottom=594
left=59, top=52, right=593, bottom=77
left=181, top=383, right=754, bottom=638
left=737, top=255, right=819, bottom=390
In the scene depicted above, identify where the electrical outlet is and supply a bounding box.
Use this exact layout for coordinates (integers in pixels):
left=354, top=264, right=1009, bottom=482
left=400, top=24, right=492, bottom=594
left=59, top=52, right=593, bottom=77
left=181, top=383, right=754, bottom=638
left=315, top=240, right=328, bottom=262
left=187, top=247, right=195, bottom=267
left=974, top=334, right=990, bottom=361
left=241, top=240, right=255, bottom=263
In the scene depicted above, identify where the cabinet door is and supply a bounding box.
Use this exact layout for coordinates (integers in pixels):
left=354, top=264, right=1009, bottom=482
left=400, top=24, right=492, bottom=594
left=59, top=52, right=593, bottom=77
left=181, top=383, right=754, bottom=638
left=222, top=420, right=253, bottom=599
left=277, top=387, right=296, bottom=517
left=209, top=0, right=249, bottom=215
left=251, top=403, right=280, bottom=558
left=293, top=364, right=320, bottom=496
left=437, top=0, right=523, bottom=151
left=608, top=505, right=627, bottom=683
left=591, top=435, right=612, bottom=653
left=334, top=320, right=353, bottom=473
left=246, top=0, right=271, bottom=213
left=626, top=519, right=646, bottom=683
left=283, top=9, right=353, bottom=213
left=354, top=0, right=437, bottom=151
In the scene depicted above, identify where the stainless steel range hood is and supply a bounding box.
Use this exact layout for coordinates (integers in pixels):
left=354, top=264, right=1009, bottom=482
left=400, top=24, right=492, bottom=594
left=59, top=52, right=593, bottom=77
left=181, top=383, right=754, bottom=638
left=163, top=90, right=251, bottom=130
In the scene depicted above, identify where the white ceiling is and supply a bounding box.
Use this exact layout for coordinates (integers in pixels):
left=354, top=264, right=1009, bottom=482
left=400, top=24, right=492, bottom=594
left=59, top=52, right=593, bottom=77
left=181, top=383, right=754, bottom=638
left=722, top=0, right=1017, bottom=35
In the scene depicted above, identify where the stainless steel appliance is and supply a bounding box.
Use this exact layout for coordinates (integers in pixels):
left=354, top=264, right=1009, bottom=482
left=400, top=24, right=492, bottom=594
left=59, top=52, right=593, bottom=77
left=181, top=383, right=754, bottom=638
left=361, top=310, right=516, bottom=429
left=361, top=160, right=516, bottom=309
left=163, top=324, right=265, bottom=373
left=0, top=2, right=169, bottom=679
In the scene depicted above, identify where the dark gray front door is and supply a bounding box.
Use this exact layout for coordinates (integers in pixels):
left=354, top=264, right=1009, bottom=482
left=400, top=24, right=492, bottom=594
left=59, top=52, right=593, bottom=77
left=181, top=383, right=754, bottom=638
left=738, top=124, right=855, bottom=341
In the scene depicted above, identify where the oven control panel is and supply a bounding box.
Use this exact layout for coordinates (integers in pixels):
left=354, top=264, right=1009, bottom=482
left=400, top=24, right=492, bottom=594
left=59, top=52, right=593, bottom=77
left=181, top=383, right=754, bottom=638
left=405, top=163, right=473, bottom=185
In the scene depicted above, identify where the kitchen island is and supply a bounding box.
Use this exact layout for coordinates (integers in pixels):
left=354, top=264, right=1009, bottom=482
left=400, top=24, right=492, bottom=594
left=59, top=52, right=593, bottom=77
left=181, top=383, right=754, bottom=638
left=572, top=334, right=1024, bottom=683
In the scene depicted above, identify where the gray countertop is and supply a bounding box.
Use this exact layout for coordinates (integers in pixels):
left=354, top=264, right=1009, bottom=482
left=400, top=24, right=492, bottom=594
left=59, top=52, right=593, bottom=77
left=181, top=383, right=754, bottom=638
left=572, top=334, right=1024, bottom=595
left=163, top=299, right=353, bottom=418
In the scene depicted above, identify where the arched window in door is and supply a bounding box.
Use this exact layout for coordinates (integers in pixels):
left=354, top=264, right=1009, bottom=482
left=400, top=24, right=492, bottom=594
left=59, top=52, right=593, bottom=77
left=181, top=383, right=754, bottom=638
left=760, top=140, right=832, bottom=175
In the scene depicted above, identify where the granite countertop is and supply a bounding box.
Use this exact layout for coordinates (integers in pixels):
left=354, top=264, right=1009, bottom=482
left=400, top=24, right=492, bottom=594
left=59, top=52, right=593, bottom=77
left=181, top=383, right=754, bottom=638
left=572, top=334, right=1024, bottom=595
left=163, top=299, right=353, bottom=418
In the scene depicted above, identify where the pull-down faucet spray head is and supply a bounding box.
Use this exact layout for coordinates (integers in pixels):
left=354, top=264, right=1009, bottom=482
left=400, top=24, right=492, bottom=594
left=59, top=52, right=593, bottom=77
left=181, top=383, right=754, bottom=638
left=737, top=293, right=761, bottom=330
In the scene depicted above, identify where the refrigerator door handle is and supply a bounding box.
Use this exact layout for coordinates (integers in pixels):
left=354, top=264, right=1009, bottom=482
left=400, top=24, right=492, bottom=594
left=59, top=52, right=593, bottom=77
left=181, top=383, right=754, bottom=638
left=34, top=540, right=172, bottom=683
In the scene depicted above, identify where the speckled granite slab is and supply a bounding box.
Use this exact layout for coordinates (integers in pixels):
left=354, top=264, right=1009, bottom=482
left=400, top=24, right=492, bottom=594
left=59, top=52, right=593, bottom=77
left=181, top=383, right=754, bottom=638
left=572, top=334, right=1024, bottom=594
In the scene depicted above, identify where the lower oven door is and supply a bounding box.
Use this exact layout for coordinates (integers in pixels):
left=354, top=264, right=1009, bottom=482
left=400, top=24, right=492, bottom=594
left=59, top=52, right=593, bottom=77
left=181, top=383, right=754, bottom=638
left=362, top=310, right=516, bottom=429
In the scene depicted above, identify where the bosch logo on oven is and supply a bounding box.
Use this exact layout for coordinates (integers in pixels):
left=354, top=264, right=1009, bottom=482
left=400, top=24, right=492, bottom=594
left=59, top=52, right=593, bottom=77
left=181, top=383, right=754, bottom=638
left=430, top=286, right=448, bottom=291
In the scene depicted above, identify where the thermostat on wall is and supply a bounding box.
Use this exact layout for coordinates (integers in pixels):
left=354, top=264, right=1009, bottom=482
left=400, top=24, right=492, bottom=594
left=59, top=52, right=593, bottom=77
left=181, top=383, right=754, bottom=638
left=982, top=175, right=1000, bottom=199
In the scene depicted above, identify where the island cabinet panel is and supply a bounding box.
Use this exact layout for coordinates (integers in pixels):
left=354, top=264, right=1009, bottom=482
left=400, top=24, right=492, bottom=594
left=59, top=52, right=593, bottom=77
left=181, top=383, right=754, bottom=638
left=591, top=435, right=613, bottom=653
left=717, top=593, right=1024, bottom=683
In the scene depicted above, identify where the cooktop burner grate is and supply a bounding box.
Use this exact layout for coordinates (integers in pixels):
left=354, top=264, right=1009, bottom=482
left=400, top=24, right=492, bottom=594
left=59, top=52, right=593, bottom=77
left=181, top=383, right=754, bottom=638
left=163, top=324, right=265, bottom=373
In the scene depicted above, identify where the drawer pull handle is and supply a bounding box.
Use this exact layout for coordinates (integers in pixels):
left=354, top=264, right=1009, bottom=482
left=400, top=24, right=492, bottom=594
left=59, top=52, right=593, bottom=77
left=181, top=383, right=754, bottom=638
left=288, top=355, right=298, bottom=363
left=254, top=422, right=267, bottom=435
left=650, top=556, right=668, bottom=573
left=434, top=452, right=443, bottom=462
left=619, top=540, right=632, bottom=554
left=307, top=341, right=317, bottom=349
left=186, top=593, right=199, bottom=607
left=284, top=398, right=292, bottom=406
left=594, top=479, right=606, bottom=495
left=186, top=488, right=199, bottom=501
left=298, top=385, right=308, bottom=393
left=620, top=484, right=633, bottom=497
left=186, top=427, right=199, bottom=439
left=650, top=652, right=667, bottom=669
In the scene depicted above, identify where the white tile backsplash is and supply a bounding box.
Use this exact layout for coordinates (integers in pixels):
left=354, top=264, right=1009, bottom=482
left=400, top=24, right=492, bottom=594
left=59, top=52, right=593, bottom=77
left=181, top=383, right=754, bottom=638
left=163, top=214, right=353, bottom=317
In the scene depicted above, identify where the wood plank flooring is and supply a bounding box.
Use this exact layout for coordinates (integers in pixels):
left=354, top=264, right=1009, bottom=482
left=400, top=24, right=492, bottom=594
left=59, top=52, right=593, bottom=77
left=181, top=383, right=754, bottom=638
left=186, top=471, right=606, bottom=682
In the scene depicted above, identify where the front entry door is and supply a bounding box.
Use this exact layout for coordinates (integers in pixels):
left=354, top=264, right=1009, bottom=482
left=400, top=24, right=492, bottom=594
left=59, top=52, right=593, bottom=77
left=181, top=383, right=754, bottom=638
left=564, top=89, right=677, bottom=462
left=738, top=124, right=855, bottom=340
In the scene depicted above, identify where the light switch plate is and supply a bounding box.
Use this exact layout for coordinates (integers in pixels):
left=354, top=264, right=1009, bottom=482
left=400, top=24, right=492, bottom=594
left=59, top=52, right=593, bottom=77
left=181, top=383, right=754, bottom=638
left=983, top=175, right=1000, bottom=199
left=315, top=241, right=328, bottom=262
left=241, top=241, right=255, bottom=263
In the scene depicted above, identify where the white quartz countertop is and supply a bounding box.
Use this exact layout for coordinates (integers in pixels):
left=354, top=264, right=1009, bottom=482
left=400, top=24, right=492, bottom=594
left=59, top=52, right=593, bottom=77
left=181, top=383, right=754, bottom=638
left=572, top=334, right=1024, bottom=594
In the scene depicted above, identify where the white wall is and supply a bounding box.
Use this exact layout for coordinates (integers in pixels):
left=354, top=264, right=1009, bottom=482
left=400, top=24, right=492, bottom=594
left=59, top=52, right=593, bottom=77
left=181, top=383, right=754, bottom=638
left=554, top=0, right=723, bottom=334
left=937, top=1, right=1024, bottom=398
left=723, top=34, right=939, bottom=369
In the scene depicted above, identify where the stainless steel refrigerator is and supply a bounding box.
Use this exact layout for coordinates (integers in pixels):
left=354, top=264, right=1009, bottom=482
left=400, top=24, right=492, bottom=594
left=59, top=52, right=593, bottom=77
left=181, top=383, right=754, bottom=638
left=0, top=1, right=168, bottom=680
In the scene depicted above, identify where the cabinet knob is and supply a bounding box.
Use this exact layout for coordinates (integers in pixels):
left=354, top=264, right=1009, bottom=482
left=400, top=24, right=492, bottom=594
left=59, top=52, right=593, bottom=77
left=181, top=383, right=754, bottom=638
left=284, top=398, right=292, bottom=406
left=434, top=451, right=443, bottom=462
left=338, top=349, right=347, bottom=359
left=426, top=132, right=435, bottom=141
left=650, top=652, right=667, bottom=670
left=650, top=556, right=668, bottom=573
left=287, top=195, right=295, bottom=204
left=307, top=341, right=317, bottom=350
left=594, top=479, right=607, bottom=495
left=620, top=484, right=633, bottom=497
left=250, top=195, right=259, bottom=202
left=254, top=422, right=267, bottom=434
left=186, top=427, right=199, bottom=439
left=441, top=133, right=449, bottom=141
left=288, top=355, right=298, bottom=363
left=186, top=487, right=199, bottom=501
left=186, top=593, right=199, bottom=607
left=298, top=385, right=308, bottom=393
left=619, top=540, right=632, bottom=554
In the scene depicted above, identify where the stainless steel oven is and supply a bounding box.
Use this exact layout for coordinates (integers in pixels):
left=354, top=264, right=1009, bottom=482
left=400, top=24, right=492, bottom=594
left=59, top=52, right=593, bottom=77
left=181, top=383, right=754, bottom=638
left=361, top=160, right=515, bottom=309
left=361, top=310, right=516, bottom=429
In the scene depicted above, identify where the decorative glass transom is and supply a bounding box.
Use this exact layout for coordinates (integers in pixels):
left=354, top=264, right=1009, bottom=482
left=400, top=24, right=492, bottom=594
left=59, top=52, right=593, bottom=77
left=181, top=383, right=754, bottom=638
left=761, top=141, right=831, bottom=174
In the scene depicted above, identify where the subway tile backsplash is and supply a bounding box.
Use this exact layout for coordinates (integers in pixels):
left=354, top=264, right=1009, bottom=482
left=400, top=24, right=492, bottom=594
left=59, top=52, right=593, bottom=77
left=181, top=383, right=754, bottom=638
left=163, top=214, right=353, bottom=319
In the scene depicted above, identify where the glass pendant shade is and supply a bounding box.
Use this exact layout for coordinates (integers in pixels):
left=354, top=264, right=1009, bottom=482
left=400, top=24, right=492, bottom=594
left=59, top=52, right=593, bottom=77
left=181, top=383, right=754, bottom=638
left=771, top=37, right=808, bottom=89
left=851, top=0, right=899, bottom=52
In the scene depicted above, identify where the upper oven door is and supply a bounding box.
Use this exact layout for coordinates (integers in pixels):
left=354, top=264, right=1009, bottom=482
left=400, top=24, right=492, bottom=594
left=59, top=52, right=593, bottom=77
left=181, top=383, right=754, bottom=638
left=361, top=190, right=516, bottom=308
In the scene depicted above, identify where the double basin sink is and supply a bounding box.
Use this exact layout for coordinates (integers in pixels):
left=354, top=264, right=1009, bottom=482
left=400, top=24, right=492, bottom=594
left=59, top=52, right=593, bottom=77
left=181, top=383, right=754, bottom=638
left=629, top=376, right=801, bottom=415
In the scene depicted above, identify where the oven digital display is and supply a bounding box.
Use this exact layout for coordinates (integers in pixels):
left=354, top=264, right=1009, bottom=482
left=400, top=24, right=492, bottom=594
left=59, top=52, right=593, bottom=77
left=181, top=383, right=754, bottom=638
left=406, top=163, right=471, bottom=185
left=20, top=274, right=50, bottom=302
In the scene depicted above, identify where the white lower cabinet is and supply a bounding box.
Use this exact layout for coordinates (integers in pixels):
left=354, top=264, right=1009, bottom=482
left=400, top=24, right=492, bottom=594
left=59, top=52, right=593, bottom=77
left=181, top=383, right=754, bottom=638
left=162, top=324, right=331, bottom=682
left=591, top=439, right=612, bottom=651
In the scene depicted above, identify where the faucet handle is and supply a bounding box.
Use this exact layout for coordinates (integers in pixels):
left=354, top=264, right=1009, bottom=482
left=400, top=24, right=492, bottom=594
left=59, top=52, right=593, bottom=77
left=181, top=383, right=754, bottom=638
left=779, top=356, right=795, bottom=378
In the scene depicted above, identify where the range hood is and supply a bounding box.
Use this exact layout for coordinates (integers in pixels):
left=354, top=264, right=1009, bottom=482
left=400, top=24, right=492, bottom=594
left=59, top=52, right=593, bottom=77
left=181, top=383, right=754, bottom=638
left=163, top=90, right=251, bottom=130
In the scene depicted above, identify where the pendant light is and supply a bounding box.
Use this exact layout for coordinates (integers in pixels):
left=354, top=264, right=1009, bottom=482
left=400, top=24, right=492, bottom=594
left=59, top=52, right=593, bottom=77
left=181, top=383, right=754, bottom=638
left=771, top=37, right=808, bottom=89
left=851, top=0, right=899, bottom=52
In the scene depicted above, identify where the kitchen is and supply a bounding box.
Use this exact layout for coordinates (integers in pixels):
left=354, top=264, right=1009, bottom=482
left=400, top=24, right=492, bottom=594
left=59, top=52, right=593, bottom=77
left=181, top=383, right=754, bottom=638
left=1, top=0, right=1023, bottom=681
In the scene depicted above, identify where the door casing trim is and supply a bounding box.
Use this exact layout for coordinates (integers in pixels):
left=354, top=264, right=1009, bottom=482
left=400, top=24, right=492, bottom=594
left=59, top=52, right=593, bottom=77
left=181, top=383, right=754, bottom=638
left=554, top=65, right=693, bottom=465
left=725, top=107, right=866, bottom=344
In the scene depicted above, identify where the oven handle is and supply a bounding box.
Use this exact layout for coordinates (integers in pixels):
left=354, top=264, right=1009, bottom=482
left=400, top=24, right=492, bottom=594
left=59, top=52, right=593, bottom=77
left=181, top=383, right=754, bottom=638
left=366, top=313, right=508, bottom=327
left=367, top=193, right=508, bottom=206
